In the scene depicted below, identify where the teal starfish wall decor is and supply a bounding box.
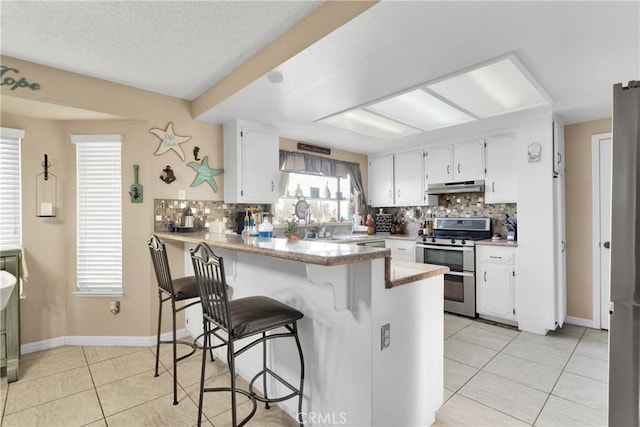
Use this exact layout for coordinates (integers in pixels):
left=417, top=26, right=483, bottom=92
left=187, top=156, right=223, bottom=191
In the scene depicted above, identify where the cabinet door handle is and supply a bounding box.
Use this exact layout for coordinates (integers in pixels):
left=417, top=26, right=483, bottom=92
left=398, top=248, right=407, bottom=251
left=603, top=241, right=610, bottom=249
left=397, top=189, right=400, bottom=198
left=458, top=164, right=461, bottom=174
left=492, top=182, right=495, bottom=192
left=489, top=256, right=503, bottom=259
left=557, top=152, right=562, bottom=165
left=271, top=181, right=274, bottom=191
left=389, top=190, right=392, bottom=198
left=484, top=271, right=487, bottom=282
left=446, top=165, right=450, bottom=175
left=562, top=241, right=566, bottom=252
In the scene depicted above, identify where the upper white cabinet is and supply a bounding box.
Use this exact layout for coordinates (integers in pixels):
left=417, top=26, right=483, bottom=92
left=368, top=154, right=394, bottom=207
left=485, top=134, right=518, bottom=203
left=224, top=119, right=279, bottom=204
left=454, top=139, right=485, bottom=181
left=394, top=151, right=425, bottom=206
left=424, top=146, right=452, bottom=183
left=425, top=139, right=484, bottom=184
left=368, top=151, right=424, bottom=207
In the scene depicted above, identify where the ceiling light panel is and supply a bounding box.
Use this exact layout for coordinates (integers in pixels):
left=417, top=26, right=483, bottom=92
left=366, top=89, right=475, bottom=130
left=318, top=109, right=422, bottom=140
left=427, top=58, right=548, bottom=118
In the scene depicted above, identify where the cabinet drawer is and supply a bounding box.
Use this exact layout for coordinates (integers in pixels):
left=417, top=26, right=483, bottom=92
left=478, top=246, right=516, bottom=264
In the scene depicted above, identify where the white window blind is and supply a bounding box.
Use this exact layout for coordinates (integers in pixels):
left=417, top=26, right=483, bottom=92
left=0, top=128, right=24, bottom=251
left=72, top=134, right=122, bottom=295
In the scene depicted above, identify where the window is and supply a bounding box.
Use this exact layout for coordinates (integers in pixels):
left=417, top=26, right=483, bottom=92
left=0, top=127, right=24, bottom=251
left=275, top=172, right=353, bottom=222
left=72, top=134, right=122, bottom=295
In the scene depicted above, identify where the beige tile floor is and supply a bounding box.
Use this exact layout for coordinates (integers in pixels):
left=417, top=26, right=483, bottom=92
left=436, top=314, right=609, bottom=427
left=0, top=344, right=298, bottom=427
left=0, top=315, right=608, bottom=427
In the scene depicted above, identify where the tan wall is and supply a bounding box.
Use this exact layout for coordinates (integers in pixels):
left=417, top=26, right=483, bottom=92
left=279, top=137, right=368, bottom=197
left=1, top=57, right=223, bottom=343
left=565, top=118, right=611, bottom=320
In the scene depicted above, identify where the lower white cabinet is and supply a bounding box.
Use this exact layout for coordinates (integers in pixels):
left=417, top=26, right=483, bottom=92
left=476, top=245, right=517, bottom=322
left=385, top=239, right=415, bottom=262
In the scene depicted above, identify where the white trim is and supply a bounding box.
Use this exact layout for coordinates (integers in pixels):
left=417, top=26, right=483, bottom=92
left=564, top=315, right=597, bottom=329
left=73, top=290, right=124, bottom=297
left=71, top=134, right=122, bottom=144
left=591, top=132, right=612, bottom=330
left=20, top=329, right=190, bottom=354
left=0, top=127, right=25, bottom=138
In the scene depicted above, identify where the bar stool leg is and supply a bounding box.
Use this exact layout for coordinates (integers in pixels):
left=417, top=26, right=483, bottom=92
left=293, top=322, right=305, bottom=427
left=171, top=298, right=179, bottom=405
left=229, top=341, right=238, bottom=427
left=262, top=331, right=270, bottom=409
left=197, top=321, right=208, bottom=427
left=154, top=292, right=162, bottom=378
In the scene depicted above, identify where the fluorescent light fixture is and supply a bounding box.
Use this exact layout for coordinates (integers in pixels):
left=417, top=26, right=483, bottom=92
left=318, top=109, right=422, bottom=140
left=427, top=58, right=548, bottom=118
left=366, top=89, right=474, bottom=131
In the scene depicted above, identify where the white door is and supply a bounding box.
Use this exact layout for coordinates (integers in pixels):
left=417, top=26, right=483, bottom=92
left=598, top=135, right=612, bottom=330
left=485, top=135, right=517, bottom=203
left=242, top=127, right=279, bottom=202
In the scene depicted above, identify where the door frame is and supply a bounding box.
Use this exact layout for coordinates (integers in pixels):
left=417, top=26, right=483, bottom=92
left=591, top=132, right=612, bottom=329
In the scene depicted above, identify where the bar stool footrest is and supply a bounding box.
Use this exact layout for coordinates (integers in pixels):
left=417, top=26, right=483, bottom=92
left=249, top=368, right=301, bottom=404
left=202, top=386, right=257, bottom=427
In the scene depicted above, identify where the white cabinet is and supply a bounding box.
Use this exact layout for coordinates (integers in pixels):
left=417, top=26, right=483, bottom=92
left=424, top=146, right=452, bottom=183
left=425, top=140, right=484, bottom=184
left=223, top=119, right=279, bottom=204
left=476, top=245, right=517, bottom=322
left=385, top=239, right=415, bottom=262
left=394, top=151, right=425, bottom=206
left=368, top=151, right=424, bottom=207
left=485, top=134, right=517, bottom=203
left=368, top=154, right=394, bottom=207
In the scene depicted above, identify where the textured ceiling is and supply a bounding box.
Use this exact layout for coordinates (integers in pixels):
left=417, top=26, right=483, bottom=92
left=0, top=0, right=321, bottom=100
left=1, top=1, right=638, bottom=154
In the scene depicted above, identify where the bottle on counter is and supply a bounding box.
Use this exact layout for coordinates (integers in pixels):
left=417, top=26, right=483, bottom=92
left=242, top=209, right=250, bottom=237
left=258, top=215, right=273, bottom=237
left=183, top=206, right=194, bottom=228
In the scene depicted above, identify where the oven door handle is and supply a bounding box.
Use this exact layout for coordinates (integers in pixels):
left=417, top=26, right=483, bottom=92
left=416, top=244, right=474, bottom=252
left=445, top=271, right=475, bottom=277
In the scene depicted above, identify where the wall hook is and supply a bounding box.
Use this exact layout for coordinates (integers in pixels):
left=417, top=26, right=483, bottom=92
left=160, top=165, right=176, bottom=184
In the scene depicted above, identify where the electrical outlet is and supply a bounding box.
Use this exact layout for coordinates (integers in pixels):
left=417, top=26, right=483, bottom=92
left=381, top=323, right=390, bottom=350
left=110, top=301, right=120, bottom=314
left=178, top=190, right=186, bottom=200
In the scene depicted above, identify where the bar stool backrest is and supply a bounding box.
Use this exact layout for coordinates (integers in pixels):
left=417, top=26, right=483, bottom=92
left=148, top=235, right=176, bottom=295
left=190, top=243, right=233, bottom=332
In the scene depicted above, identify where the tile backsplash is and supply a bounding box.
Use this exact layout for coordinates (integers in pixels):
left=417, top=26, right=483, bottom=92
left=153, top=199, right=269, bottom=233
left=378, top=192, right=517, bottom=237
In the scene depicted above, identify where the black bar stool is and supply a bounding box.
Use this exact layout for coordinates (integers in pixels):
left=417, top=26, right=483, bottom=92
left=190, top=242, right=305, bottom=427
left=148, top=235, right=214, bottom=405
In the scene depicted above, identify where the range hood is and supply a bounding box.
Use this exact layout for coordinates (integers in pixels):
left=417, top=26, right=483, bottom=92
left=427, top=180, right=485, bottom=195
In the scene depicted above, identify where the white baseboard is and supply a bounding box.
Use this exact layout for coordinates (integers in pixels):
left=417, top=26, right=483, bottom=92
left=21, top=329, right=190, bottom=355
left=564, top=316, right=596, bottom=329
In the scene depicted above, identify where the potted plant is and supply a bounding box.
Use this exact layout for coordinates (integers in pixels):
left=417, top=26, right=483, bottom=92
left=285, top=218, right=302, bottom=242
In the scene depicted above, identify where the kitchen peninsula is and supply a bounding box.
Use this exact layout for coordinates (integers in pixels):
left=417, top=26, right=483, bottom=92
left=156, top=231, right=448, bottom=427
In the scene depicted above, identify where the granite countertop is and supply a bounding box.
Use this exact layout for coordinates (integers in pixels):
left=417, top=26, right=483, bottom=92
left=326, top=232, right=416, bottom=244
left=385, top=260, right=450, bottom=288
left=156, top=231, right=389, bottom=267
left=476, top=239, right=519, bottom=247
left=156, top=231, right=448, bottom=288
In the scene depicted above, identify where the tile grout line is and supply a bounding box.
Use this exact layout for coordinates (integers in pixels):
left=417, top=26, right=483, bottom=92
left=530, top=326, right=588, bottom=426
left=82, top=345, right=109, bottom=426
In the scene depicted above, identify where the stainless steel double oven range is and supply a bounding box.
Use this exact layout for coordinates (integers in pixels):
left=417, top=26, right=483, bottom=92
left=416, top=217, right=491, bottom=318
